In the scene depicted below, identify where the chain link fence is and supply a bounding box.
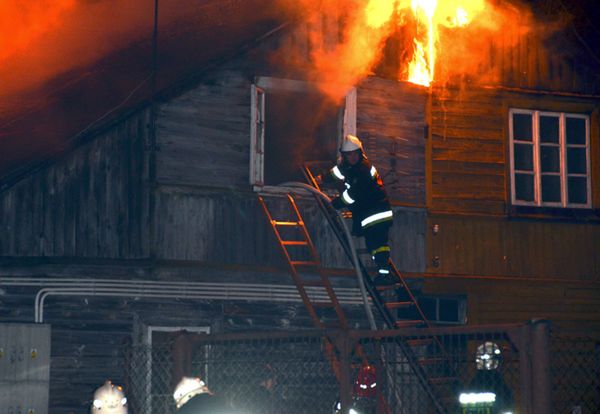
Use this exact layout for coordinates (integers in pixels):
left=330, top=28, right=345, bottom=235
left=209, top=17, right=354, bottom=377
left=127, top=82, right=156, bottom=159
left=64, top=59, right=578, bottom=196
left=123, top=326, right=534, bottom=414
left=551, top=335, right=600, bottom=414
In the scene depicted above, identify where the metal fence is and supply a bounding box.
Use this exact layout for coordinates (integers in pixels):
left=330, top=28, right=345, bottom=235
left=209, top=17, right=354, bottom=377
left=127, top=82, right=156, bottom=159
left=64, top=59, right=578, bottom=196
left=123, top=322, right=571, bottom=414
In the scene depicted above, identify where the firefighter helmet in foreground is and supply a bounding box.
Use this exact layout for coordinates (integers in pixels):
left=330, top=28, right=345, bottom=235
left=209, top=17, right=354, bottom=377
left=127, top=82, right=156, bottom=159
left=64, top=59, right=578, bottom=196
left=173, top=376, right=211, bottom=409
left=91, top=380, right=128, bottom=414
left=340, top=134, right=363, bottom=153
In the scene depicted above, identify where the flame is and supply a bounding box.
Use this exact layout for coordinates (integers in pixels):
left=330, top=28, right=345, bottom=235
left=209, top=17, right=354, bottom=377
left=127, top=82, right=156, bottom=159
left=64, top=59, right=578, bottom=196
left=406, top=0, right=487, bottom=86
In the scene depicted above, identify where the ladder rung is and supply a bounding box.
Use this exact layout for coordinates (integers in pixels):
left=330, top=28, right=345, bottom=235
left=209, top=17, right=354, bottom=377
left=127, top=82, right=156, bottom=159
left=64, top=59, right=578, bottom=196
left=282, top=240, right=309, bottom=246
left=376, top=283, right=403, bottom=291
left=395, top=320, right=424, bottom=328
left=291, top=261, right=319, bottom=267
left=274, top=220, right=301, bottom=226
left=419, top=356, right=446, bottom=365
left=301, top=280, right=326, bottom=287
left=429, top=376, right=457, bottom=385
left=385, top=301, right=413, bottom=309
left=320, top=322, right=343, bottom=329
left=311, top=301, right=335, bottom=308
left=406, top=338, right=434, bottom=347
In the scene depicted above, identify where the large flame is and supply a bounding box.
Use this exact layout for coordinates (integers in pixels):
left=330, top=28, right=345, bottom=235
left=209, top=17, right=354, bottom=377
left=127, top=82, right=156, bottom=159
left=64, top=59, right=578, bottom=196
left=407, top=0, right=487, bottom=86
left=291, top=0, right=519, bottom=98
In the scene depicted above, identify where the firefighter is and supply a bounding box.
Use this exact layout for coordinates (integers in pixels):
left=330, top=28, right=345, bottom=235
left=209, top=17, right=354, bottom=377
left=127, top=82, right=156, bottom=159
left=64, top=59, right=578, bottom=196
left=90, top=380, right=128, bottom=414
left=173, top=376, right=230, bottom=413
left=317, top=134, right=395, bottom=286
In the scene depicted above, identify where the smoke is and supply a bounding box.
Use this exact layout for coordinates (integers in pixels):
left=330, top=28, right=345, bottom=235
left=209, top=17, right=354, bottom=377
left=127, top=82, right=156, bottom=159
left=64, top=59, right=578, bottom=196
left=273, top=0, right=538, bottom=100
left=0, top=0, right=213, bottom=100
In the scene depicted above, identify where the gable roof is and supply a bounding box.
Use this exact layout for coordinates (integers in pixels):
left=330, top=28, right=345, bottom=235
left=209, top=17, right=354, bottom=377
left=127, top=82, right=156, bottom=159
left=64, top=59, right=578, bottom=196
left=0, top=0, right=287, bottom=184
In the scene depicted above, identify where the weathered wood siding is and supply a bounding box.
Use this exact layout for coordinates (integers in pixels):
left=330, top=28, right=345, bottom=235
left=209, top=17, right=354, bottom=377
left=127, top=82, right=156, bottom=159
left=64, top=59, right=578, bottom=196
left=0, top=287, right=368, bottom=413
left=357, top=78, right=427, bottom=206
left=155, top=190, right=426, bottom=272
left=425, top=277, right=600, bottom=335
left=426, top=214, right=600, bottom=280
left=429, top=88, right=506, bottom=215
left=156, top=71, right=251, bottom=189
left=0, top=110, right=151, bottom=258
left=429, top=87, right=599, bottom=215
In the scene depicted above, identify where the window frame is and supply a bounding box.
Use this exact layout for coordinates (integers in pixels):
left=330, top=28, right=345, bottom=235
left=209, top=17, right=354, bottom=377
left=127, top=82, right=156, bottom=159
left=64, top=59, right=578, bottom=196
left=250, top=76, right=356, bottom=193
left=509, top=108, right=591, bottom=209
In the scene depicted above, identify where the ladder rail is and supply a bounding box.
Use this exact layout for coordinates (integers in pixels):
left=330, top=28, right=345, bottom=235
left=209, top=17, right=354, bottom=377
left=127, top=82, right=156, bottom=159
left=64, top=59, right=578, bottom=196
left=259, top=194, right=392, bottom=414
left=302, top=163, right=454, bottom=414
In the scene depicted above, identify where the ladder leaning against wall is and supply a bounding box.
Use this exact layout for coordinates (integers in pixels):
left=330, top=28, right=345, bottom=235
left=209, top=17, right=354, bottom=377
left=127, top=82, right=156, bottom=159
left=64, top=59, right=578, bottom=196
left=257, top=164, right=461, bottom=414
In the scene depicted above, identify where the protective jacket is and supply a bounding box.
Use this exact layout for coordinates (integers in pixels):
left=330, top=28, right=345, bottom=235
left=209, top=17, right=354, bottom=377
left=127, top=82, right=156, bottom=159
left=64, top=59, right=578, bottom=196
left=328, top=156, right=393, bottom=235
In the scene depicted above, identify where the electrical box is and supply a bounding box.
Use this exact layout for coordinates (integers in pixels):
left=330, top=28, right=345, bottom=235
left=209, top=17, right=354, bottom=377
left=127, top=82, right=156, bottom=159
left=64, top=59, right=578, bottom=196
left=0, top=323, right=50, bottom=414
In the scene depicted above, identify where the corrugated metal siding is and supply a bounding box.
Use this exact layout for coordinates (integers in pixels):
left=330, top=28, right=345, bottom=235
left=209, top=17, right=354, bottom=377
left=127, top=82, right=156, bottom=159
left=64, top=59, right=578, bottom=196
left=426, top=214, right=600, bottom=280
left=357, top=77, right=427, bottom=206
left=0, top=110, right=150, bottom=258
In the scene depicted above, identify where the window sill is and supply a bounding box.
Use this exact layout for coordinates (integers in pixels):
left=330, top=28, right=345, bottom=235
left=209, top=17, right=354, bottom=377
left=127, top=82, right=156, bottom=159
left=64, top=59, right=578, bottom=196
left=507, top=205, right=600, bottom=222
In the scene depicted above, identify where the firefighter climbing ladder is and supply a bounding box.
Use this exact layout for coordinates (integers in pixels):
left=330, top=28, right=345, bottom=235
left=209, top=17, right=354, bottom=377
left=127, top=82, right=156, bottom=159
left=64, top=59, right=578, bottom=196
left=258, top=165, right=461, bottom=414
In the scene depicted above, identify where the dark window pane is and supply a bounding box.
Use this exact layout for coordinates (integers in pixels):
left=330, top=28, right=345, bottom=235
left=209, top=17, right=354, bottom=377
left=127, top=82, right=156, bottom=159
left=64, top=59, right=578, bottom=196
left=568, top=177, right=588, bottom=204
left=540, top=115, right=559, bottom=143
left=513, top=113, right=532, bottom=141
left=418, top=297, right=436, bottom=321
left=567, top=148, right=587, bottom=174
left=264, top=90, right=340, bottom=185
left=566, top=117, right=586, bottom=145
left=541, top=175, right=561, bottom=203
left=439, top=299, right=459, bottom=322
left=514, top=143, right=533, bottom=171
left=540, top=146, right=560, bottom=173
left=515, top=173, right=534, bottom=201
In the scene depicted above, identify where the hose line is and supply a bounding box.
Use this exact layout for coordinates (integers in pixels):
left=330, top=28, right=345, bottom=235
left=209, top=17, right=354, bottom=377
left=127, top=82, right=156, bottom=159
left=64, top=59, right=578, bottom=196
left=278, top=182, right=377, bottom=330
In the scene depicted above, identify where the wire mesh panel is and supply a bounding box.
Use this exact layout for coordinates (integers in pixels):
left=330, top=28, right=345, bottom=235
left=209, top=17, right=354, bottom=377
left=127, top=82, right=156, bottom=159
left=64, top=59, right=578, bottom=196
left=551, top=335, right=600, bottom=414
left=192, top=336, right=339, bottom=414
left=124, top=328, right=529, bottom=414
left=357, top=331, right=521, bottom=414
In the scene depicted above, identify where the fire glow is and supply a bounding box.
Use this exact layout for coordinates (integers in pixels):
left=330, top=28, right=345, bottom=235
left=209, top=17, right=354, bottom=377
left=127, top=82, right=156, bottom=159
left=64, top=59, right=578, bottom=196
left=367, top=0, right=488, bottom=87
left=298, top=0, right=518, bottom=98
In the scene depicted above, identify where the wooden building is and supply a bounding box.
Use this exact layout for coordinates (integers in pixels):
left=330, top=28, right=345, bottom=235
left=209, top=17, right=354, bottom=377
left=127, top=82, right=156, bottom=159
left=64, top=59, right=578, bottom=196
left=0, top=1, right=599, bottom=412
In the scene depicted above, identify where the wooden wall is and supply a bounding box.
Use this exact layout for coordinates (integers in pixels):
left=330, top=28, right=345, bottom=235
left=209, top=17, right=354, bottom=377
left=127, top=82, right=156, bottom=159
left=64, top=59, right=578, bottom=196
left=426, top=214, right=600, bottom=280
left=0, top=110, right=151, bottom=259
left=357, top=77, right=427, bottom=206
left=424, top=277, right=600, bottom=336
left=156, top=70, right=251, bottom=189
left=154, top=190, right=426, bottom=273
left=0, top=287, right=369, bottom=413
left=429, top=87, right=600, bottom=215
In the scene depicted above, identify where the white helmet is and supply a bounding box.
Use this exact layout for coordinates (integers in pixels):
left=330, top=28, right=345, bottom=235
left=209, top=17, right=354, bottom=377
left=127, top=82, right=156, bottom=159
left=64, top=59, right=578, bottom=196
left=340, top=134, right=363, bottom=153
left=91, top=381, right=128, bottom=414
left=173, top=376, right=211, bottom=409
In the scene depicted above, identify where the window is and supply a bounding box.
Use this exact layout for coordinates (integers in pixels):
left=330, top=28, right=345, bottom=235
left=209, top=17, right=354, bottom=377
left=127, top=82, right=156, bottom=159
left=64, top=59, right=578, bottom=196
left=250, top=77, right=356, bottom=190
left=509, top=109, right=591, bottom=208
left=417, top=295, right=466, bottom=325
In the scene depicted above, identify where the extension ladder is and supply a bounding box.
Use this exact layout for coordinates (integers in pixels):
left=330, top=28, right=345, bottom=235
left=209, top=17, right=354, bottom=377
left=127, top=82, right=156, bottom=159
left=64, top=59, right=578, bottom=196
left=259, top=169, right=460, bottom=413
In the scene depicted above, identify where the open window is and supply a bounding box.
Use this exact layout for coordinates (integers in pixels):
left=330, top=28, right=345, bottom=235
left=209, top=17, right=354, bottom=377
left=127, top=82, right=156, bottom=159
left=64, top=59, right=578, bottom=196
left=509, top=109, right=591, bottom=208
left=250, top=77, right=356, bottom=190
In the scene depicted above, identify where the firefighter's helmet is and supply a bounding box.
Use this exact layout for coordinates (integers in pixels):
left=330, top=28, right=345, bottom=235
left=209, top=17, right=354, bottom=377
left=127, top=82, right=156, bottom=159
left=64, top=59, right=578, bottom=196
left=353, top=364, right=377, bottom=398
left=91, top=380, right=128, bottom=414
left=340, top=134, right=363, bottom=153
left=173, top=376, right=211, bottom=409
